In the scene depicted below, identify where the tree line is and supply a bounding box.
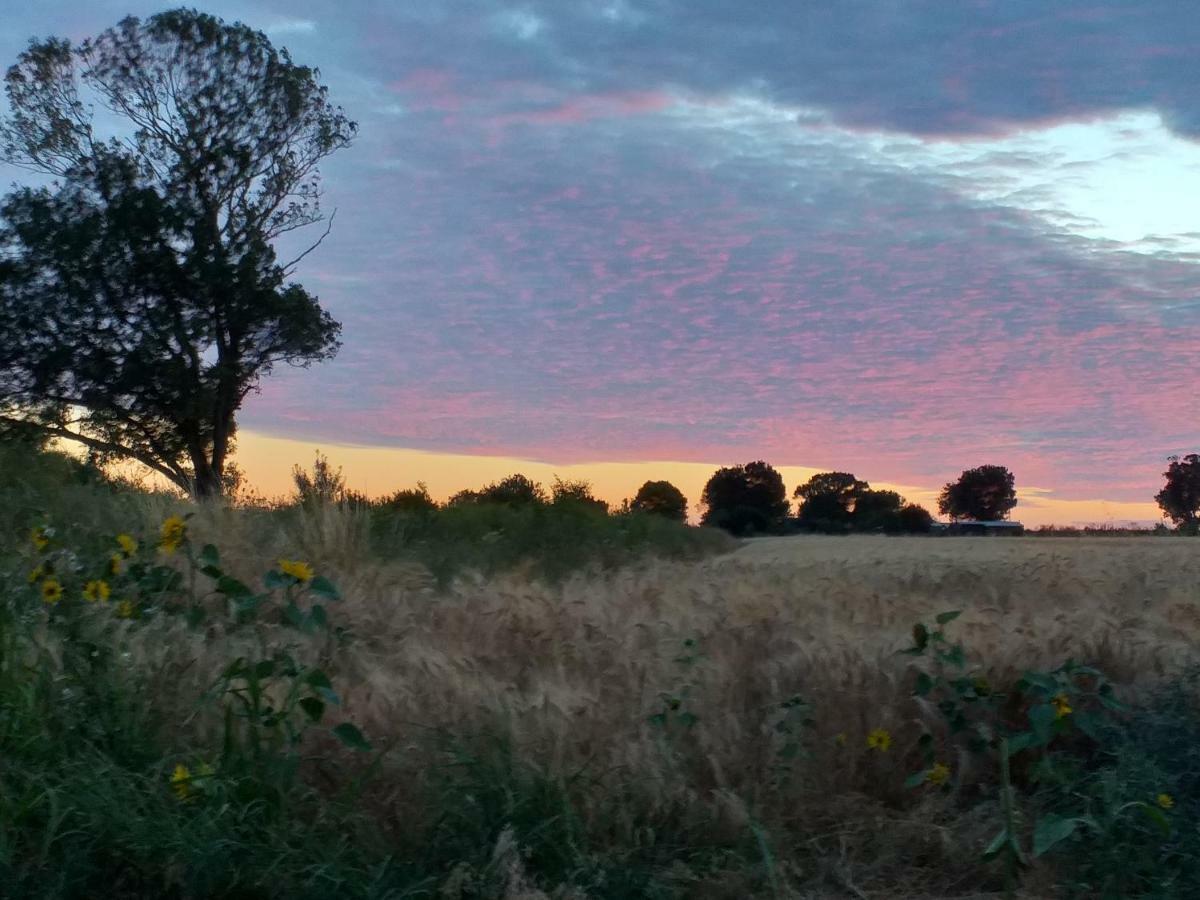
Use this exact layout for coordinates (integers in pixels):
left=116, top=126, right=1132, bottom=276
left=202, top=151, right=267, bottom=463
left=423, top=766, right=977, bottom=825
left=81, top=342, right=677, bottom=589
left=0, top=11, right=1197, bottom=536
left=290, top=452, right=1032, bottom=537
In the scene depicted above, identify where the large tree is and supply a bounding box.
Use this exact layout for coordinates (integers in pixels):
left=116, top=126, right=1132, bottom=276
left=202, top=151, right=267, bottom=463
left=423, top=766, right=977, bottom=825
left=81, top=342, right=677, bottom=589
left=794, top=471, right=868, bottom=529
left=1155, top=454, right=1200, bottom=530
left=629, top=479, right=688, bottom=522
left=937, top=465, right=1018, bottom=521
left=700, top=461, right=789, bottom=536
left=0, top=10, right=354, bottom=497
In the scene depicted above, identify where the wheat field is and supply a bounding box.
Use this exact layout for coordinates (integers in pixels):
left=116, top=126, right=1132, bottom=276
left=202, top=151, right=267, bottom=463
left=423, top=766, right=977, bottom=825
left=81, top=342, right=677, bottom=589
left=122, top=512, right=1200, bottom=897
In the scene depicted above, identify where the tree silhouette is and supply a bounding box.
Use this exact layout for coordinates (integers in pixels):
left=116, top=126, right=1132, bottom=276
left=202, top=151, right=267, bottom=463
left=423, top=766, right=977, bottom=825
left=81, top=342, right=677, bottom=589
left=853, top=488, right=904, bottom=531
left=450, top=473, right=546, bottom=507
left=551, top=477, right=609, bottom=513
left=700, top=461, right=789, bottom=536
left=937, top=465, right=1017, bottom=521
left=794, top=471, right=868, bottom=529
left=0, top=10, right=354, bottom=497
left=630, top=480, right=688, bottom=522
left=1155, top=454, right=1200, bottom=530
left=379, top=482, right=439, bottom=514
left=895, top=503, right=934, bottom=534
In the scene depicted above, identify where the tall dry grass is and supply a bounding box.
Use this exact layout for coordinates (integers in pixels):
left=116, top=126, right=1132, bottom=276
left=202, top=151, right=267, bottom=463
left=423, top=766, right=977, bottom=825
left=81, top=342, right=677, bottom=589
left=122, top=511, right=1200, bottom=897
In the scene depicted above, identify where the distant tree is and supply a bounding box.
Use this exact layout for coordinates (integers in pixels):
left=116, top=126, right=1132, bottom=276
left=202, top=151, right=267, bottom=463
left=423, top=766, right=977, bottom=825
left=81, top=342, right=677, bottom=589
left=446, top=488, right=481, bottom=507
left=853, top=489, right=905, bottom=531
left=700, top=461, right=789, bottom=536
left=794, top=472, right=869, bottom=529
left=551, top=476, right=609, bottom=513
left=1155, top=454, right=1200, bottom=530
left=292, top=451, right=346, bottom=506
left=894, top=503, right=935, bottom=534
left=630, top=480, right=688, bottom=522
left=0, top=10, right=355, bottom=497
left=379, top=482, right=438, bottom=514
left=938, top=465, right=1017, bottom=521
left=450, top=473, right=546, bottom=507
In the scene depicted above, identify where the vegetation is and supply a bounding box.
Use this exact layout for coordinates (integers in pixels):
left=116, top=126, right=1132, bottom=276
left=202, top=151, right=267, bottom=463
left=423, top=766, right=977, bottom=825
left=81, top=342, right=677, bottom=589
left=699, top=460, right=790, bottom=536
left=1156, top=454, right=1200, bottom=531
left=938, top=464, right=1019, bottom=521
left=0, top=10, right=352, bottom=498
left=629, top=479, right=688, bottom=522
left=4, top=450, right=1200, bottom=897
left=793, top=471, right=934, bottom=534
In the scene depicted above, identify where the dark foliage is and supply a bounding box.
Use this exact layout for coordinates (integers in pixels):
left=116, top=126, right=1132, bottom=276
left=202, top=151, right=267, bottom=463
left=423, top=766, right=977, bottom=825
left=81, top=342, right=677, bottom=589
left=1155, top=454, right=1200, bottom=530
left=700, top=460, right=789, bottom=536
left=551, top=477, right=609, bottom=513
left=628, top=480, right=688, bottom=522
left=937, top=465, right=1018, bottom=521
left=448, top=473, right=547, bottom=507
left=794, top=471, right=869, bottom=530
left=0, top=10, right=354, bottom=497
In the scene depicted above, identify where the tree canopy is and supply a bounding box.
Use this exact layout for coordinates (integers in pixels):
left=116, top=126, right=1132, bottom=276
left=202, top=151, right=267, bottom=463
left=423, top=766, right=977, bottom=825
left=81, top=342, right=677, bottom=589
left=700, top=461, right=789, bottom=536
left=794, top=471, right=868, bottom=529
left=449, top=473, right=547, bottom=507
left=937, top=465, right=1017, bottom=521
left=629, top=480, right=688, bottom=522
left=0, top=10, right=355, bottom=497
left=1155, top=454, right=1200, bottom=530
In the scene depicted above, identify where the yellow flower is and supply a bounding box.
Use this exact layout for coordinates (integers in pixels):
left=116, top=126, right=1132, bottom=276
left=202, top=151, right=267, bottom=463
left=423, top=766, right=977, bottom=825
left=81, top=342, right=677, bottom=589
left=115, top=599, right=135, bottom=619
left=31, top=526, right=50, bottom=551
left=109, top=553, right=125, bottom=576
left=159, top=516, right=187, bottom=553
left=926, top=762, right=952, bottom=786
left=866, top=728, right=892, bottom=752
left=83, top=579, right=111, bottom=603
left=1052, top=693, right=1073, bottom=719
left=27, top=564, right=45, bottom=584
left=40, top=577, right=64, bottom=604
left=170, top=763, right=193, bottom=801
left=116, top=533, right=138, bottom=557
left=1157, top=793, right=1174, bottom=810
left=278, top=559, right=315, bottom=583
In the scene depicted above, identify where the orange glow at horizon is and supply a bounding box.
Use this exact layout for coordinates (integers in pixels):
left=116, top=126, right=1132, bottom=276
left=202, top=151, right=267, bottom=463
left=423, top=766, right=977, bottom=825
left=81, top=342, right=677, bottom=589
left=232, top=430, right=1165, bottom=528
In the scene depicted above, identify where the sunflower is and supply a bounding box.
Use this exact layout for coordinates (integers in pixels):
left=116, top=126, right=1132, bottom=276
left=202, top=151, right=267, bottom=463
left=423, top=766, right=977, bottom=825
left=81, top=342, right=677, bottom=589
left=278, top=559, right=315, bottom=583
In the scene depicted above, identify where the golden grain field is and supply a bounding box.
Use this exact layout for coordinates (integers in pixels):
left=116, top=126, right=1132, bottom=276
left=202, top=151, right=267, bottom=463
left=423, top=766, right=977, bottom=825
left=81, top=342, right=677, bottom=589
left=127, top=513, right=1200, bottom=897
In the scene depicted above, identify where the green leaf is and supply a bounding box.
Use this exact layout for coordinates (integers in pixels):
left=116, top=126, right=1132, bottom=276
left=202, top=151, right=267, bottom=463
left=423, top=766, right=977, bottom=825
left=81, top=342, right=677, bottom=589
left=309, top=575, right=340, bottom=601
left=309, top=604, right=328, bottom=629
left=264, top=570, right=288, bottom=590
left=282, top=601, right=306, bottom=629
left=298, top=696, right=325, bottom=722
left=253, top=659, right=275, bottom=679
left=306, top=669, right=333, bottom=690
left=938, top=643, right=967, bottom=668
left=200, top=544, right=220, bottom=568
left=904, top=770, right=929, bottom=789
left=914, top=672, right=934, bottom=696
left=332, top=722, right=371, bottom=751
left=216, top=575, right=252, bottom=597
left=1028, top=703, right=1057, bottom=742
left=1007, top=731, right=1037, bottom=755
left=1021, top=672, right=1059, bottom=695
left=1073, top=710, right=1103, bottom=740
left=1141, top=805, right=1172, bottom=836
left=935, top=610, right=962, bottom=625
left=1033, top=814, right=1078, bottom=857
left=982, top=828, right=1010, bottom=860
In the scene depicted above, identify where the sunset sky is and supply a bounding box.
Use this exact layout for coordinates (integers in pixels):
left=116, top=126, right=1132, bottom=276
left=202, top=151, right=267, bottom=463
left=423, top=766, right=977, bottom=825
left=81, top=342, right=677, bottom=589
left=5, top=2, right=1199, bottom=524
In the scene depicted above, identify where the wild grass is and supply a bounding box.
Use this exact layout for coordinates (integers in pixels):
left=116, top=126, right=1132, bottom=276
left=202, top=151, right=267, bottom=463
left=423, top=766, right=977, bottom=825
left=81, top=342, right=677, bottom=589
left=3, top=444, right=1200, bottom=897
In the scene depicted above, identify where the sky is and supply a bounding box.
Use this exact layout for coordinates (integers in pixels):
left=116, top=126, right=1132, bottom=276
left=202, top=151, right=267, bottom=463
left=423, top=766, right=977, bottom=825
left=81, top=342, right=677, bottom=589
left=4, top=2, right=1200, bottom=524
